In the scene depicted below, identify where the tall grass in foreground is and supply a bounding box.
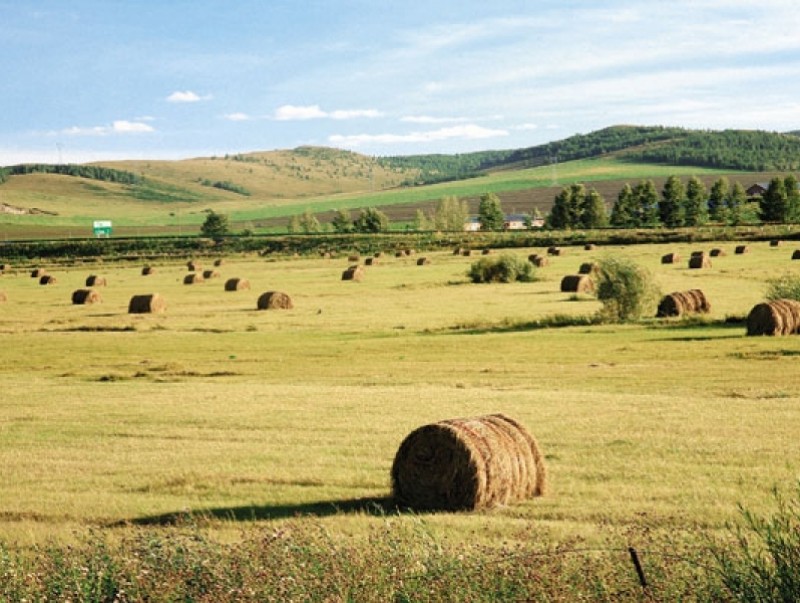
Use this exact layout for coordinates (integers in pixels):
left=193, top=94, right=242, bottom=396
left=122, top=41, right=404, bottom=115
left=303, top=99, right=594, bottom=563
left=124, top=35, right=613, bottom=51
left=0, top=518, right=720, bottom=602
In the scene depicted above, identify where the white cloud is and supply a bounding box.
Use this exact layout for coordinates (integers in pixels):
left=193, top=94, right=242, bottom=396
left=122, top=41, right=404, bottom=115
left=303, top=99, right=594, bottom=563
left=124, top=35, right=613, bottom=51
left=329, top=124, right=508, bottom=147
left=59, top=120, right=155, bottom=136
left=166, top=90, right=211, bottom=103
left=401, top=115, right=471, bottom=124
left=273, top=104, right=382, bottom=121
left=223, top=112, right=252, bottom=121
left=515, top=123, right=539, bottom=131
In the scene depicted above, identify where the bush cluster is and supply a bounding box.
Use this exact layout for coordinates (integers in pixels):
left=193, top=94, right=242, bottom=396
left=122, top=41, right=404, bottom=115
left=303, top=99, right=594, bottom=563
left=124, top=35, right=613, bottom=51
left=468, top=254, right=536, bottom=283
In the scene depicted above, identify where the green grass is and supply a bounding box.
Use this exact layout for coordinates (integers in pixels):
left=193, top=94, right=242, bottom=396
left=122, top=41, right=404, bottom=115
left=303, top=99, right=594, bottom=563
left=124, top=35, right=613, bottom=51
left=1, top=240, right=799, bottom=596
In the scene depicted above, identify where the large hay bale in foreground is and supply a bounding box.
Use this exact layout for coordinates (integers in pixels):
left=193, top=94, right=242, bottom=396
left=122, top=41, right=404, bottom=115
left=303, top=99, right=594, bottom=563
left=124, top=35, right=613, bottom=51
left=128, top=293, right=166, bottom=314
left=256, top=291, right=293, bottom=310
left=688, top=253, right=711, bottom=269
left=224, top=278, right=250, bottom=291
left=391, top=413, right=546, bottom=511
left=72, top=289, right=102, bottom=305
left=656, top=289, right=711, bottom=317
left=734, top=245, right=750, bottom=255
left=183, top=273, right=204, bottom=285
left=746, top=299, right=800, bottom=336
left=39, top=275, right=57, bottom=285
left=342, top=265, right=365, bottom=281
left=85, top=275, right=107, bottom=287
left=560, top=274, right=594, bottom=294
left=661, top=252, right=680, bottom=264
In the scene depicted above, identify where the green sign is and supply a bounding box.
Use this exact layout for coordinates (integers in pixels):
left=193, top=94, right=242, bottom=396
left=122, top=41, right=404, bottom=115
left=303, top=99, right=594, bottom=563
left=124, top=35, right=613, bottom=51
left=93, top=220, right=112, bottom=237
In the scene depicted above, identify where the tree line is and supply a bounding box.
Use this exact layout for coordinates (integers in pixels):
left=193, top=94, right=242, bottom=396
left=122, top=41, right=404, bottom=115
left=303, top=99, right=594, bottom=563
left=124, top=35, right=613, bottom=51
left=0, top=164, right=142, bottom=185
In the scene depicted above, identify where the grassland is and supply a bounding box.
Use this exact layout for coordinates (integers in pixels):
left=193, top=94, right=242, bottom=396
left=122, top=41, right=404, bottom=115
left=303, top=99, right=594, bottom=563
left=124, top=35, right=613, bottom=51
left=1, top=238, right=799, bottom=553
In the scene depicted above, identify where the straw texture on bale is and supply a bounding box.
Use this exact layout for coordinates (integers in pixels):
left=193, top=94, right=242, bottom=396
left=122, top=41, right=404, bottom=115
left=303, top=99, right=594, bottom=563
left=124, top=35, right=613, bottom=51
left=39, top=275, right=56, bottom=285
left=793, top=250, right=800, bottom=260
left=528, top=254, right=548, bottom=267
left=31, top=268, right=46, bottom=278
left=256, top=291, right=293, bottom=310
left=578, top=262, right=599, bottom=275
left=128, top=293, right=166, bottom=314
left=661, top=252, right=680, bottom=264
left=560, top=274, right=594, bottom=293
left=342, top=265, right=365, bottom=281
left=746, top=299, right=800, bottom=336
left=183, top=273, right=204, bottom=285
left=141, top=266, right=155, bottom=275
left=391, top=413, right=546, bottom=511
left=224, top=278, right=250, bottom=291
left=85, top=275, right=107, bottom=287
left=688, top=253, right=712, bottom=269
left=416, top=257, right=430, bottom=266
left=187, top=261, right=201, bottom=271
left=656, top=289, right=710, bottom=317
left=547, top=246, right=563, bottom=256
left=202, top=270, right=221, bottom=279
left=72, top=289, right=102, bottom=305
left=710, top=248, right=726, bottom=257
left=735, top=245, right=750, bottom=255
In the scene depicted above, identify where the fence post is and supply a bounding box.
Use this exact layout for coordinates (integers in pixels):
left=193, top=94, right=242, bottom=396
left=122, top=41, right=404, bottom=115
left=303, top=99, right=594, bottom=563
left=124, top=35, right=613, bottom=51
left=628, top=547, right=648, bottom=588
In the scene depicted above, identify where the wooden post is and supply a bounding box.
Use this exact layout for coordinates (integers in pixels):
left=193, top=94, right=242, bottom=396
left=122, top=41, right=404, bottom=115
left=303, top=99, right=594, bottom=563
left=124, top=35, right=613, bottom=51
left=628, top=547, right=647, bottom=588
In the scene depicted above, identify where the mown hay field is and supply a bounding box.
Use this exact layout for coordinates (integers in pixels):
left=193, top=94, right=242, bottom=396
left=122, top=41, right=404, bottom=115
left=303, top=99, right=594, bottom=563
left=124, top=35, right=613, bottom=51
left=0, top=240, right=799, bottom=549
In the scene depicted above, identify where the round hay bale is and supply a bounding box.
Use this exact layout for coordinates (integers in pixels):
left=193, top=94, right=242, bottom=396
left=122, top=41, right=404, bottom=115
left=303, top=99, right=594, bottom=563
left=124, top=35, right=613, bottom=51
left=481, top=248, right=492, bottom=255
left=661, top=252, right=680, bottom=264
left=256, top=291, right=293, bottom=310
left=183, top=273, right=205, bottom=285
left=710, top=248, right=726, bottom=257
left=391, top=413, right=546, bottom=511
left=584, top=243, right=597, bottom=251
left=187, top=260, right=201, bottom=271
left=224, top=277, right=250, bottom=291
left=461, top=249, right=472, bottom=257
left=342, top=265, right=365, bottom=281
left=128, top=293, right=166, bottom=314
left=213, top=258, right=224, bottom=266
left=404, top=249, right=414, bottom=256
left=770, top=240, right=782, bottom=247
left=656, top=289, right=711, bottom=317
left=141, top=265, right=155, bottom=276
left=734, top=245, right=750, bottom=255
left=746, top=299, right=800, bottom=336
left=39, top=275, right=57, bottom=285
left=578, top=262, right=599, bottom=275
left=0, top=263, right=7, bottom=272
left=416, top=257, right=430, bottom=266
left=85, top=275, right=107, bottom=287
left=72, top=288, right=102, bottom=305
left=793, top=250, right=800, bottom=260
left=395, top=251, right=404, bottom=258
left=347, top=254, right=360, bottom=262
left=30, top=268, right=47, bottom=278
left=365, top=257, right=378, bottom=266
left=688, top=253, right=711, bottom=269
left=528, top=254, right=548, bottom=267
left=560, top=274, right=594, bottom=293
left=547, top=246, right=563, bottom=256
left=374, top=252, right=384, bottom=258
left=202, top=269, right=221, bottom=279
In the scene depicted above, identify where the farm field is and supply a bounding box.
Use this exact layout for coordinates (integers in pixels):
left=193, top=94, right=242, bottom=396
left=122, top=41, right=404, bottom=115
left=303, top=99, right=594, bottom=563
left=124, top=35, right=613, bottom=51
left=1, top=240, right=800, bottom=597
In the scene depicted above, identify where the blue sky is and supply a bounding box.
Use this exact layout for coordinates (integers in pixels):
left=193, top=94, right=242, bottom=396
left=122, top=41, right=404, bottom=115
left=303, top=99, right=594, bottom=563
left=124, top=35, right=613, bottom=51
left=3, top=0, right=800, bottom=165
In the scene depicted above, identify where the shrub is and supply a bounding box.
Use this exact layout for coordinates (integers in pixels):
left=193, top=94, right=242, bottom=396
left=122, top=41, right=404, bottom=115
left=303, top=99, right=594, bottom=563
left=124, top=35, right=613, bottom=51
left=766, top=273, right=800, bottom=301
left=712, top=485, right=800, bottom=602
left=468, top=254, right=536, bottom=283
left=594, top=256, right=659, bottom=322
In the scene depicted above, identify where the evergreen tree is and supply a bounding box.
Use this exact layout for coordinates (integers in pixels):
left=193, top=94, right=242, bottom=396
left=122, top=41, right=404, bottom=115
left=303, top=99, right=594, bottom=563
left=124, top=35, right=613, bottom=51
left=728, top=182, right=746, bottom=225
left=567, top=183, right=586, bottom=227
left=611, top=183, right=638, bottom=228
left=660, top=175, right=685, bottom=228
left=200, top=210, right=230, bottom=242
left=478, top=192, right=505, bottom=231
left=683, top=176, right=708, bottom=226
left=331, top=208, right=352, bottom=233
left=580, top=187, right=608, bottom=228
left=785, top=174, right=800, bottom=222
left=547, top=187, right=571, bottom=229
left=760, top=177, right=789, bottom=222
left=635, top=180, right=660, bottom=227
left=708, top=177, right=730, bottom=223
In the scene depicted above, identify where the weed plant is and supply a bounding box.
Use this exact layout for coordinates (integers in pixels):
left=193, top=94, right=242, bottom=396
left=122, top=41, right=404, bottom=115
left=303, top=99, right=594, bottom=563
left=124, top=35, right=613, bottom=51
left=765, top=273, right=800, bottom=302
left=595, top=256, right=660, bottom=322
